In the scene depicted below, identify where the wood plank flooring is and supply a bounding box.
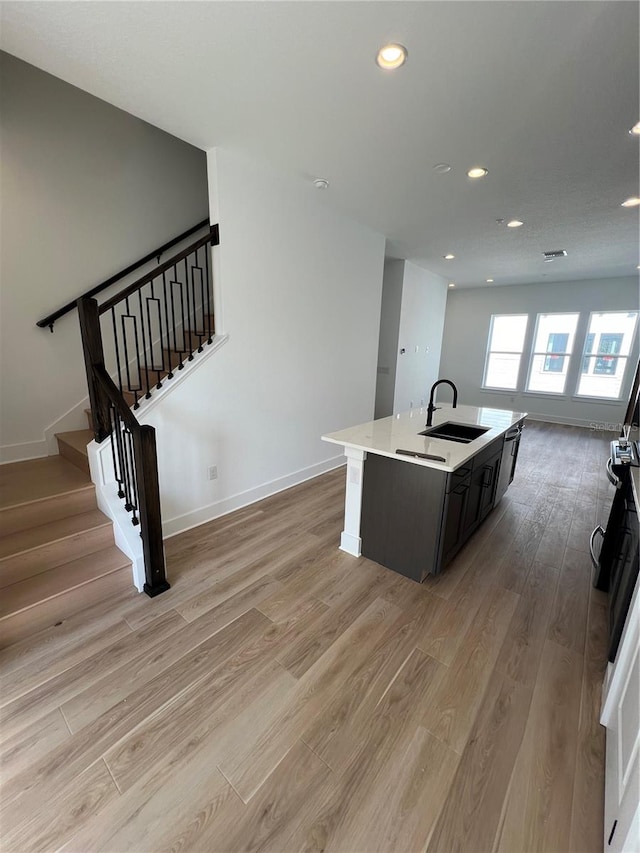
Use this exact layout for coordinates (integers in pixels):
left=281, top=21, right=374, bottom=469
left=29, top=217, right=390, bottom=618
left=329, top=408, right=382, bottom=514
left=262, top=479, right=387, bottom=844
left=0, top=421, right=615, bottom=852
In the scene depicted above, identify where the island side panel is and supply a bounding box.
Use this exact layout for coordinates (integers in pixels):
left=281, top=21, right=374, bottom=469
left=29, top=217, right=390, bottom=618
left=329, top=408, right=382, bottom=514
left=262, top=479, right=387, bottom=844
left=360, top=454, right=448, bottom=583
left=339, top=446, right=366, bottom=557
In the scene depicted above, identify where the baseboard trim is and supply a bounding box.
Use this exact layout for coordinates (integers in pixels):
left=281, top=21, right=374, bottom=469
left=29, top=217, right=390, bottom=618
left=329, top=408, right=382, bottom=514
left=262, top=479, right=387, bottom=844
left=163, top=455, right=346, bottom=540
left=340, top=531, right=362, bottom=557
left=525, top=412, right=623, bottom=431
left=0, top=440, right=49, bottom=465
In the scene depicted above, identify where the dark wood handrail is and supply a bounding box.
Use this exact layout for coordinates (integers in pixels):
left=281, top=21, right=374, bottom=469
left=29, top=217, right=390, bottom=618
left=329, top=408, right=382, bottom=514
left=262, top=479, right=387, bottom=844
left=98, top=224, right=219, bottom=315
left=37, top=218, right=210, bottom=331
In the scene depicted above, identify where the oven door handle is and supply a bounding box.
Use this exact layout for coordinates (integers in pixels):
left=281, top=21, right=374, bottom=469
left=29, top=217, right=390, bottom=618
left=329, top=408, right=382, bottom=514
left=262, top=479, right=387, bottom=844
left=606, top=458, right=622, bottom=489
left=589, top=525, right=605, bottom=570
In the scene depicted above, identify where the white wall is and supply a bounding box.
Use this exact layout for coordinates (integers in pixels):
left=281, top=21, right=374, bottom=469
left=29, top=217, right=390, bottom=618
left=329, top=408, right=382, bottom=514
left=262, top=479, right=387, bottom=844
left=440, top=277, right=640, bottom=427
left=145, top=148, right=386, bottom=534
left=374, top=259, right=403, bottom=419
left=0, top=53, right=209, bottom=461
left=392, top=262, right=448, bottom=414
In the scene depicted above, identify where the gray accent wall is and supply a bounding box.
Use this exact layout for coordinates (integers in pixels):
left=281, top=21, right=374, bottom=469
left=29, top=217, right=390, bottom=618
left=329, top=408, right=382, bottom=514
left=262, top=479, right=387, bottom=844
left=440, top=277, right=640, bottom=427
left=0, top=52, right=209, bottom=460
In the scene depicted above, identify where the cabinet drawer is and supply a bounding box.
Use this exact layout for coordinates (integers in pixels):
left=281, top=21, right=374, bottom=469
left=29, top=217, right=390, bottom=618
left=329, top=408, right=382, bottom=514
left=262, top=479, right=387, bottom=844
left=471, top=437, right=504, bottom=472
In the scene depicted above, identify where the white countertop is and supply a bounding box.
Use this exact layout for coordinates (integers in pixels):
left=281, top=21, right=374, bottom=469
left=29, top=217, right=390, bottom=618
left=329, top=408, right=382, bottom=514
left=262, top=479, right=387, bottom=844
left=322, top=404, right=527, bottom=473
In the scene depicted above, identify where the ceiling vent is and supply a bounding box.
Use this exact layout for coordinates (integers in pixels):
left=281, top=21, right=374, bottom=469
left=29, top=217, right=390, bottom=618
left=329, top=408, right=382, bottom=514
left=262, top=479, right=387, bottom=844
left=543, top=249, right=568, bottom=261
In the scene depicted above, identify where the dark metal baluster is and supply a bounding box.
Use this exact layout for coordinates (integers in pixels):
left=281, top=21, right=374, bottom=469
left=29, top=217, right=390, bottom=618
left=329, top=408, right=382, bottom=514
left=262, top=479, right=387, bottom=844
left=125, top=427, right=139, bottom=525
left=146, top=282, right=159, bottom=390
left=204, top=240, right=213, bottom=343
left=119, top=421, right=134, bottom=512
left=169, top=266, right=181, bottom=369
left=138, top=288, right=152, bottom=399
left=161, top=270, right=174, bottom=379
left=184, top=257, right=194, bottom=361
left=120, top=298, right=139, bottom=408
left=109, top=405, right=125, bottom=499
left=197, top=250, right=205, bottom=352
left=178, top=274, right=186, bottom=369
left=111, top=307, right=124, bottom=395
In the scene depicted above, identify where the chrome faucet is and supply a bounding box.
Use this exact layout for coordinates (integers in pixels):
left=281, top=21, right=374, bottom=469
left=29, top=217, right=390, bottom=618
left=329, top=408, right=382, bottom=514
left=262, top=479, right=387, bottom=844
left=426, top=379, right=458, bottom=427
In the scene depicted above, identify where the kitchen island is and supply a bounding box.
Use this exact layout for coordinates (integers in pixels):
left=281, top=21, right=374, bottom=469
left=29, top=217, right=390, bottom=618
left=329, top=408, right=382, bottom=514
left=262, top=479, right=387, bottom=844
left=322, top=404, right=527, bottom=582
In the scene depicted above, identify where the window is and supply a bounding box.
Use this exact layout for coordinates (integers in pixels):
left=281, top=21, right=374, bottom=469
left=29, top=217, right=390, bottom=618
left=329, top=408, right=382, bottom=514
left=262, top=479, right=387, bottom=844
left=577, top=312, right=638, bottom=399
left=483, top=314, right=528, bottom=390
left=527, top=313, right=579, bottom=394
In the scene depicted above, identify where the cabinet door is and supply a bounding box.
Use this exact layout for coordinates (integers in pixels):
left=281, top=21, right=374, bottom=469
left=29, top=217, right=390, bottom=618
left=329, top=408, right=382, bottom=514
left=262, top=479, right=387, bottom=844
left=463, top=448, right=502, bottom=537
left=441, top=472, right=471, bottom=566
left=479, top=451, right=501, bottom=521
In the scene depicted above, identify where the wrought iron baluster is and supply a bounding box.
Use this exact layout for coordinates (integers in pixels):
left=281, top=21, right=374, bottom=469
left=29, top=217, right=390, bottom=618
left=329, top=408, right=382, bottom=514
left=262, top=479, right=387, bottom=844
left=204, top=240, right=213, bottom=343
left=138, top=287, right=152, bottom=400
left=184, top=257, right=194, bottom=361
left=161, top=270, right=174, bottom=380
left=109, top=405, right=125, bottom=499
left=125, top=427, right=139, bottom=525
left=111, top=307, right=124, bottom=395
left=168, top=266, right=181, bottom=368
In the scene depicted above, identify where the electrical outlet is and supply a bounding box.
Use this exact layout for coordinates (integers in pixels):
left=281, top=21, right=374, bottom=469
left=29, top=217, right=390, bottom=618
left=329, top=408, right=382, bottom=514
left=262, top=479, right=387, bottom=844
left=208, top=465, right=218, bottom=480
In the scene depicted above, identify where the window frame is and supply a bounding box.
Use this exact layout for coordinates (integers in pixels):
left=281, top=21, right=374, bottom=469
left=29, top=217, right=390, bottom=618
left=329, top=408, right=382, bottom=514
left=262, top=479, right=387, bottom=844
left=481, top=313, right=529, bottom=391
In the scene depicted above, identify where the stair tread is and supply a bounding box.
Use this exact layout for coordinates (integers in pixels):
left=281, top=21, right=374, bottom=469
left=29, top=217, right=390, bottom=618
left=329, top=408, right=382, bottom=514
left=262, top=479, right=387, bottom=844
left=0, top=509, right=111, bottom=558
left=0, top=457, right=91, bottom=510
left=55, top=430, right=94, bottom=457
left=0, top=547, right=130, bottom=619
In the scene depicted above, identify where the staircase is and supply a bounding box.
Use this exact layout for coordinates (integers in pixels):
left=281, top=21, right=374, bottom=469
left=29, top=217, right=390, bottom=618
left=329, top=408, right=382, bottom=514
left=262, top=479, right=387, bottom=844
left=0, top=309, right=218, bottom=648
left=6, top=220, right=221, bottom=642
left=0, top=455, right=131, bottom=647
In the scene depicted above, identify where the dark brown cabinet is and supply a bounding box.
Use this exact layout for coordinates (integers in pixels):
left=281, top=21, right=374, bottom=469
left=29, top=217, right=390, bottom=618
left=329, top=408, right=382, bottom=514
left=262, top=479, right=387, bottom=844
left=462, top=441, right=503, bottom=538
left=360, top=435, right=506, bottom=583
left=440, top=466, right=472, bottom=565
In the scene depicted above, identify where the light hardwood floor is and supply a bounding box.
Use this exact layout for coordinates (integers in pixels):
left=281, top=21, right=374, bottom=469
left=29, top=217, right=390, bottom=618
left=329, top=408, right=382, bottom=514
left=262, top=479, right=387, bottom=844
left=0, top=421, right=616, bottom=852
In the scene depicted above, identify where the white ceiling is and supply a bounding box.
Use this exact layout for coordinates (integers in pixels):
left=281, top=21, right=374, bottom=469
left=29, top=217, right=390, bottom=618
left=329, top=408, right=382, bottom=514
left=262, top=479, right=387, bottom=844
left=1, top=1, right=639, bottom=288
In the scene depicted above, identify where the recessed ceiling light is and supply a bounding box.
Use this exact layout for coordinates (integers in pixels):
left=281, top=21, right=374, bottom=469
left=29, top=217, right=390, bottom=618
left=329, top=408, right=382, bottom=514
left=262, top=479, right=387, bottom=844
left=467, top=167, right=488, bottom=178
left=630, top=122, right=640, bottom=136
left=433, top=163, right=452, bottom=174
left=313, top=178, right=329, bottom=190
left=376, top=44, right=407, bottom=70
left=486, top=278, right=494, bottom=283
left=507, top=219, right=524, bottom=228
left=443, top=253, right=455, bottom=260
left=621, top=197, right=640, bottom=207
left=448, top=283, right=456, bottom=288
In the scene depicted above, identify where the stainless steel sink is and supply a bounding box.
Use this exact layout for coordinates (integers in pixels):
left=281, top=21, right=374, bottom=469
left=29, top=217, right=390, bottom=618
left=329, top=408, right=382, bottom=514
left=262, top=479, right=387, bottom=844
left=418, top=422, right=490, bottom=444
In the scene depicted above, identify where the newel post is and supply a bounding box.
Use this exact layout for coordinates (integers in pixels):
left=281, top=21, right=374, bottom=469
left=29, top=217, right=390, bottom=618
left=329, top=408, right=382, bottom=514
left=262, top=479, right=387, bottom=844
left=133, top=424, right=170, bottom=596
left=77, top=297, right=111, bottom=442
